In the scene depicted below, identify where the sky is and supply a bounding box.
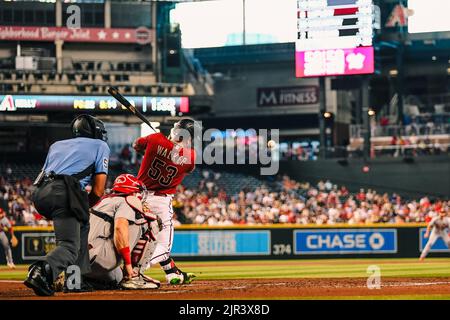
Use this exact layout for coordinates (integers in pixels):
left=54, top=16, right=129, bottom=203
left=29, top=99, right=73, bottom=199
left=408, top=0, right=450, bottom=33
left=171, top=0, right=450, bottom=48
left=171, top=0, right=297, bottom=48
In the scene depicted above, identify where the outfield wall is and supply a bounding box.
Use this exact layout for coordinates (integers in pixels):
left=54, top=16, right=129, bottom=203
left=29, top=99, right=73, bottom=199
left=280, top=156, right=450, bottom=198
left=2, top=224, right=449, bottom=265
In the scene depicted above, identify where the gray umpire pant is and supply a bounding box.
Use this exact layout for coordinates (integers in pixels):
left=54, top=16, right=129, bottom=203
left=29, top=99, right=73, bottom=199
left=0, top=232, right=13, bottom=265
left=32, top=179, right=91, bottom=282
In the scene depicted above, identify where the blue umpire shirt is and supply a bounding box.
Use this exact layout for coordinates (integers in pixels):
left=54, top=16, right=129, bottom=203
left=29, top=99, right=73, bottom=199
left=42, top=137, right=110, bottom=190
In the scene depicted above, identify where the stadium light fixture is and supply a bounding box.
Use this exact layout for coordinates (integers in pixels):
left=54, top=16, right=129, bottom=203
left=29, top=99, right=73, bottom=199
left=389, top=69, right=398, bottom=76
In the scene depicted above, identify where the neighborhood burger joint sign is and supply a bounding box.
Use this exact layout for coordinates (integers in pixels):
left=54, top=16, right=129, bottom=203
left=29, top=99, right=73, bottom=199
left=0, top=26, right=154, bottom=44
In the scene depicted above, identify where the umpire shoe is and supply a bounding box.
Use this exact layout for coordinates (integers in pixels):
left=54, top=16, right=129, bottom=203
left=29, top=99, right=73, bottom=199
left=24, top=261, right=55, bottom=297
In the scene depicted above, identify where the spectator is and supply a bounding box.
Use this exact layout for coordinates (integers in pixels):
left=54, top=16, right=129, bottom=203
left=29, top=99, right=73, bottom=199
left=0, top=172, right=447, bottom=227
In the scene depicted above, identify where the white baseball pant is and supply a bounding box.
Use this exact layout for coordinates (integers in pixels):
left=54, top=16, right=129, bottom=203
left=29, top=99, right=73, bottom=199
left=143, top=194, right=174, bottom=269
left=420, top=229, right=450, bottom=259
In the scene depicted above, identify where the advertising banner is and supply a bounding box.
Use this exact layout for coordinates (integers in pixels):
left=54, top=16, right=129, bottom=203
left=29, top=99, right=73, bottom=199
left=172, top=230, right=271, bottom=257
left=295, top=46, right=374, bottom=78
left=257, top=86, right=319, bottom=107
left=294, top=229, right=397, bottom=254
left=0, top=26, right=154, bottom=44
left=21, top=232, right=56, bottom=260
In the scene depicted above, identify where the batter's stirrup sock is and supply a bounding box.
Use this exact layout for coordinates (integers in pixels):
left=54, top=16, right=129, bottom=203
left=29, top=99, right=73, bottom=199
left=160, top=258, right=181, bottom=275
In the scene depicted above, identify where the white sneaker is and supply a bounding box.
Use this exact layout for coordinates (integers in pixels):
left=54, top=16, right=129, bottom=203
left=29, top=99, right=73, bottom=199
left=140, top=273, right=161, bottom=288
left=166, top=272, right=196, bottom=285
left=121, top=276, right=160, bottom=290
left=166, top=272, right=184, bottom=285
left=7, top=263, right=15, bottom=269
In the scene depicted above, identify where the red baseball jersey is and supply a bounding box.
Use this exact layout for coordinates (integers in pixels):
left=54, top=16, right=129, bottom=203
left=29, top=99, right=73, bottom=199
left=135, top=133, right=195, bottom=194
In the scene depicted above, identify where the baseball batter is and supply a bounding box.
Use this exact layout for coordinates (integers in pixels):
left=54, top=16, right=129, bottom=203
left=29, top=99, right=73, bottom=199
left=419, top=208, right=450, bottom=261
left=133, top=118, right=200, bottom=285
left=85, top=174, right=161, bottom=290
left=0, top=208, right=16, bottom=269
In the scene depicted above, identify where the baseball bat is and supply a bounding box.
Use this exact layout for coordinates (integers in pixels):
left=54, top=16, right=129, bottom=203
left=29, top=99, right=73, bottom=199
left=107, top=86, right=156, bottom=131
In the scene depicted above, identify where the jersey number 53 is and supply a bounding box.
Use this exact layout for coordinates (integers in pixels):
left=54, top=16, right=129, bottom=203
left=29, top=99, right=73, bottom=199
left=147, top=158, right=178, bottom=186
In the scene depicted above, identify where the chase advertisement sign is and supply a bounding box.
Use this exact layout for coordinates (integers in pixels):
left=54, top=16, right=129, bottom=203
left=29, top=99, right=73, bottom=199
left=294, top=229, right=397, bottom=254
left=172, top=230, right=271, bottom=256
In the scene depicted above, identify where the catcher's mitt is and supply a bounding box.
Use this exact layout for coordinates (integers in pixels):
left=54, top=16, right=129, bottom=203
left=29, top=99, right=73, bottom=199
left=10, top=235, right=18, bottom=248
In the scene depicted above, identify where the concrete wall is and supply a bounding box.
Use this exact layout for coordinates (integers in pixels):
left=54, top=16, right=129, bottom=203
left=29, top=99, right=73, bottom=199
left=62, top=43, right=152, bottom=62
left=280, top=156, right=450, bottom=198
left=211, top=62, right=333, bottom=118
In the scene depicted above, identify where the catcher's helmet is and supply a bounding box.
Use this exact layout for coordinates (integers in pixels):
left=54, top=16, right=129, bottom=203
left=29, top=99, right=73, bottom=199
left=112, top=174, right=145, bottom=195
left=71, top=114, right=108, bottom=142
left=170, top=118, right=202, bottom=145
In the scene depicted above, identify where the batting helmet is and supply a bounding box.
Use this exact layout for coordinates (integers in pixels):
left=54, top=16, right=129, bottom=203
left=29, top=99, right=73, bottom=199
left=71, top=114, right=108, bottom=142
left=112, top=174, right=145, bottom=195
left=170, top=118, right=202, bottom=145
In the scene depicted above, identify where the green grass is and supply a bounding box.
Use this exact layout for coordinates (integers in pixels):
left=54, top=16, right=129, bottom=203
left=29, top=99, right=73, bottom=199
left=1, top=258, right=449, bottom=281
left=146, top=258, right=450, bottom=281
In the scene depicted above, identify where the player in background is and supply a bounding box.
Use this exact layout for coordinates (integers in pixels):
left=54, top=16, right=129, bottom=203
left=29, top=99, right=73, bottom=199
left=133, top=118, right=200, bottom=285
left=0, top=208, right=16, bottom=269
left=84, top=174, right=161, bottom=290
left=420, top=207, right=450, bottom=261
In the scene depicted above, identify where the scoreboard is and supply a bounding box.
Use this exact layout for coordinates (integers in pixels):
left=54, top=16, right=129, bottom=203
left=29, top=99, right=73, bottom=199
left=0, top=94, right=189, bottom=116
left=296, top=0, right=375, bottom=77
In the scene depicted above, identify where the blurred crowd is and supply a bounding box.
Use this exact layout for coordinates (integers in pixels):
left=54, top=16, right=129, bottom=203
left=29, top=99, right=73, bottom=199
left=0, top=172, right=447, bottom=227
left=172, top=173, right=448, bottom=226
left=386, top=134, right=448, bottom=158
left=0, top=176, right=51, bottom=227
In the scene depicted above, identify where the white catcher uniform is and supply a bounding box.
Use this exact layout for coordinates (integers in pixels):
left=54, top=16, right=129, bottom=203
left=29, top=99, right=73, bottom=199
left=86, top=195, right=159, bottom=284
left=420, top=216, right=450, bottom=259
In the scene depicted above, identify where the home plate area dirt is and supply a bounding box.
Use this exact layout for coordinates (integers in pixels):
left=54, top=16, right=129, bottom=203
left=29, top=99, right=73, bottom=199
left=1, top=278, right=449, bottom=300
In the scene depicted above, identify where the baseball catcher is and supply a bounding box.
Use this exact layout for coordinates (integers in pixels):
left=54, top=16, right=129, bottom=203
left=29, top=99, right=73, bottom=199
left=84, top=174, right=161, bottom=290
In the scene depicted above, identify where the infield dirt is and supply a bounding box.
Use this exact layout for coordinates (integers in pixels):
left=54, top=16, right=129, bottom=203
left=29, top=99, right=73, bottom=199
left=1, top=277, right=450, bottom=300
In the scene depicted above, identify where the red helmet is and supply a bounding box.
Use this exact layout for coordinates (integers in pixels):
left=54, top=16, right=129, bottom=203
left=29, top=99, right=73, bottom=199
left=112, top=174, right=145, bottom=195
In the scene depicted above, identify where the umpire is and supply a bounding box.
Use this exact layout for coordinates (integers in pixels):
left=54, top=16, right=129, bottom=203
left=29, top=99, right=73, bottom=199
left=24, top=114, right=110, bottom=296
